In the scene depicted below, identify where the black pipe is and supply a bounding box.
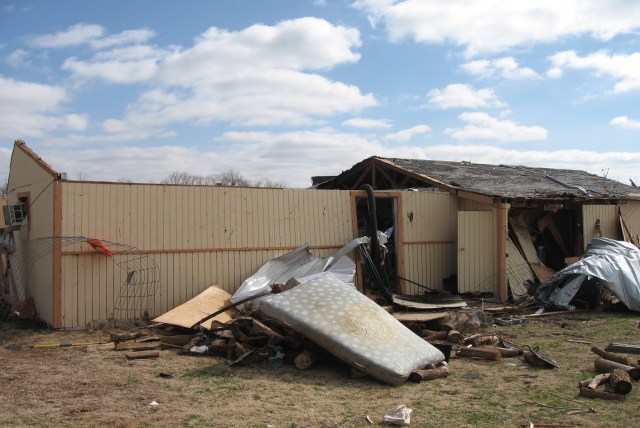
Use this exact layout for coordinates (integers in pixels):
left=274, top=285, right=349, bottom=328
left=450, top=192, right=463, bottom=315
left=360, top=184, right=379, bottom=266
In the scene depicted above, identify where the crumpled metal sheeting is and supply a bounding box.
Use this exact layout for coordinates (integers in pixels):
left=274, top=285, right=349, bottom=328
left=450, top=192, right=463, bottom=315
left=537, top=238, right=640, bottom=312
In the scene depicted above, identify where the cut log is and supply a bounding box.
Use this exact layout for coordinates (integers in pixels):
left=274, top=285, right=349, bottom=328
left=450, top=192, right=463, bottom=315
left=109, top=331, right=143, bottom=343
left=422, top=330, right=447, bottom=341
left=591, top=346, right=632, bottom=366
left=114, top=341, right=161, bottom=351
left=579, top=386, right=625, bottom=401
left=409, top=367, right=449, bottom=382
left=456, top=347, right=502, bottom=361
left=594, top=357, right=640, bottom=381
left=605, top=343, right=640, bottom=355
left=496, top=347, right=523, bottom=358
left=294, top=350, right=316, bottom=370
left=124, top=350, right=159, bottom=360
left=447, top=330, right=462, bottom=343
left=578, top=373, right=610, bottom=389
left=610, top=369, right=633, bottom=395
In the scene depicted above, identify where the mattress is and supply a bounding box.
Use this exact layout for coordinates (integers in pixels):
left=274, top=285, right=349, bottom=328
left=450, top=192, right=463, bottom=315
left=258, top=273, right=445, bottom=385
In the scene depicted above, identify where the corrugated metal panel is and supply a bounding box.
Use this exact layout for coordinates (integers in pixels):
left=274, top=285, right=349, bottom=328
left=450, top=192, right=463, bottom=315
left=457, top=211, right=497, bottom=293
left=400, top=191, right=457, bottom=294
left=582, top=204, right=619, bottom=249
left=59, top=183, right=353, bottom=328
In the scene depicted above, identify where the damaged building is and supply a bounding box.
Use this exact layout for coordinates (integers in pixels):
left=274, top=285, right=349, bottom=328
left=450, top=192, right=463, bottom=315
left=3, top=142, right=640, bottom=328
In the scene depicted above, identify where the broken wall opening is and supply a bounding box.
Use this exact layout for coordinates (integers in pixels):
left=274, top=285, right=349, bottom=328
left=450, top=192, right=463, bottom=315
left=355, top=195, right=399, bottom=295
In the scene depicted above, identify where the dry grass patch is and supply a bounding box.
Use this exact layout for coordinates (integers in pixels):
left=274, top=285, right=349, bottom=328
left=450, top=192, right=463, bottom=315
left=1, top=312, right=638, bottom=427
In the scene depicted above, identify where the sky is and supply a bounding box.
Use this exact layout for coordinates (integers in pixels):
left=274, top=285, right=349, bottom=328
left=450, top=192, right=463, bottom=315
left=1, top=0, right=640, bottom=188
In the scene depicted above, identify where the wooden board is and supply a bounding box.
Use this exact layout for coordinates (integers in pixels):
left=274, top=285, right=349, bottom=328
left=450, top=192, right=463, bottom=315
left=115, top=341, right=161, bottom=351
left=152, top=284, right=237, bottom=330
left=530, top=263, right=556, bottom=284
left=510, top=216, right=541, bottom=265
left=392, top=312, right=448, bottom=322
left=506, top=237, right=534, bottom=298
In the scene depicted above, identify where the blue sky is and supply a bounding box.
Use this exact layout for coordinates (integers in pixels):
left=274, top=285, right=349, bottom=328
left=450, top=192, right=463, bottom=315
left=1, top=0, right=640, bottom=188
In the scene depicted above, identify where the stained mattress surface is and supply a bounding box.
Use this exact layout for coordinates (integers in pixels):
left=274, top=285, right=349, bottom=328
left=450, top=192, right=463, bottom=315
left=258, top=273, right=445, bottom=385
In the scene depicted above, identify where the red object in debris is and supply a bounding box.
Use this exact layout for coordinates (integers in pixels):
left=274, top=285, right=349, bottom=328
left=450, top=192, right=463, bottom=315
left=86, top=239, right=114, bottom=257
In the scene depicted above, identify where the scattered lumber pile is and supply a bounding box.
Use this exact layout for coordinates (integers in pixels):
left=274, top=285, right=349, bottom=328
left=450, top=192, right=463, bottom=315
left=578, top=343, right=640, bottom=401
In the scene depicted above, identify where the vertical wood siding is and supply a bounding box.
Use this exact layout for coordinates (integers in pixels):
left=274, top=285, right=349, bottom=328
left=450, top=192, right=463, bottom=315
left=457, top=210, right=497, bottom=293
left=582, top=204, right=619, bottom=248
left=400, top=191, right=458, bottom=294
left=620, top=201, right=640, bottom=244
left=59, top=184, right=353, bottom=327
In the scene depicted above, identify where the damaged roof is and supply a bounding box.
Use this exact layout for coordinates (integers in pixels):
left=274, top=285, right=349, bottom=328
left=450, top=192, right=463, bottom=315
left=317, top=156, right=638, bottom=201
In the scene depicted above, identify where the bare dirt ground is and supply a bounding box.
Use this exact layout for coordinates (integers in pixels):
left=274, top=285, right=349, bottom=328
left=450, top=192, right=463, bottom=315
left=1, top=312, right=639, bottom=428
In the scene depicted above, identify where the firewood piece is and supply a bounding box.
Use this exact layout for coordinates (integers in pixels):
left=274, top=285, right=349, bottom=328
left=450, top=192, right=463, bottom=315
left=456, top=347, right=502, bottom=361
left=409, top=367, right=449, bottom=382
left=421, top=330, right=447, bottom=341
left=594, top=357, right=640, bottom=381
left=578, top=373, right=610, bottom=389
left=294, top=350, right=316, bottom=370
left=109, top=331, right=143, bottom=343
left=159, top=335, right=193, bottom=347
left=447, top=330, right=462, bottom=343
left=124, top=350, right=159, bottom=360
left=605, top=343, right=640, bottom=355
left=579, top=386, right=625, bottom=401
left=114, top=341, right=161, bottom=351
left=591, top=346, right=632, bottom=366
left=610, top=369, right=633, bottom=395
left=496, top=347, right=523, bottom=358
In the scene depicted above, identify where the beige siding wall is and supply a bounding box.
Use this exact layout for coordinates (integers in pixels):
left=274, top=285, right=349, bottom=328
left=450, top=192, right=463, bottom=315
left=457, top=210, right=498, bottom=293
left=59, top=183, right=353, bottom=327
left=619, top=201, right=640, bottom=244
left=6, top=146, right=56, bottom=324
left=582, top=204, right=619, bottom=248
left=400, top=191, right=458, bottom=294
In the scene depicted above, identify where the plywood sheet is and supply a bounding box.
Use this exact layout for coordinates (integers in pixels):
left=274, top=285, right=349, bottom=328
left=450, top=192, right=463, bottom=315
left=506, top=237, right=534, bottom=298
left=510, top=216, right=541, bottom=265
left=153, top=284, right=237, bottom=330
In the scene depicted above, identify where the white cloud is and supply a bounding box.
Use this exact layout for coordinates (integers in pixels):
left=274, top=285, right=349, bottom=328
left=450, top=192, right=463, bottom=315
left=444, top=112, right=548, bottom=142
left=28, top=23, right=105, bottom=48
left=63, top=18, right=375, bottom=132
left=6, top=49, right=30, bottom=67
left=28, top=23, right=155, bottom=50
left=342, top=118, right=392, bottom=128
left=548, top=50, right=640, bottom=93
left=385, top=125, right=431, bottom=142
left=427, top=84, right=506, bottom=109
left=611, top=116, right=640, bottom=129
left=0, top=76, right=90, bottom=139
left=352, top=1, right=640, bottom=56
left=461, top=57, right=539, bottom=80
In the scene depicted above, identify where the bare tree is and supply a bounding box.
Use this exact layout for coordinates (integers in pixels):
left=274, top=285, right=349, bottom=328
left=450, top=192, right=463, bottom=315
left=161, top=170, right=287, bottom=188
